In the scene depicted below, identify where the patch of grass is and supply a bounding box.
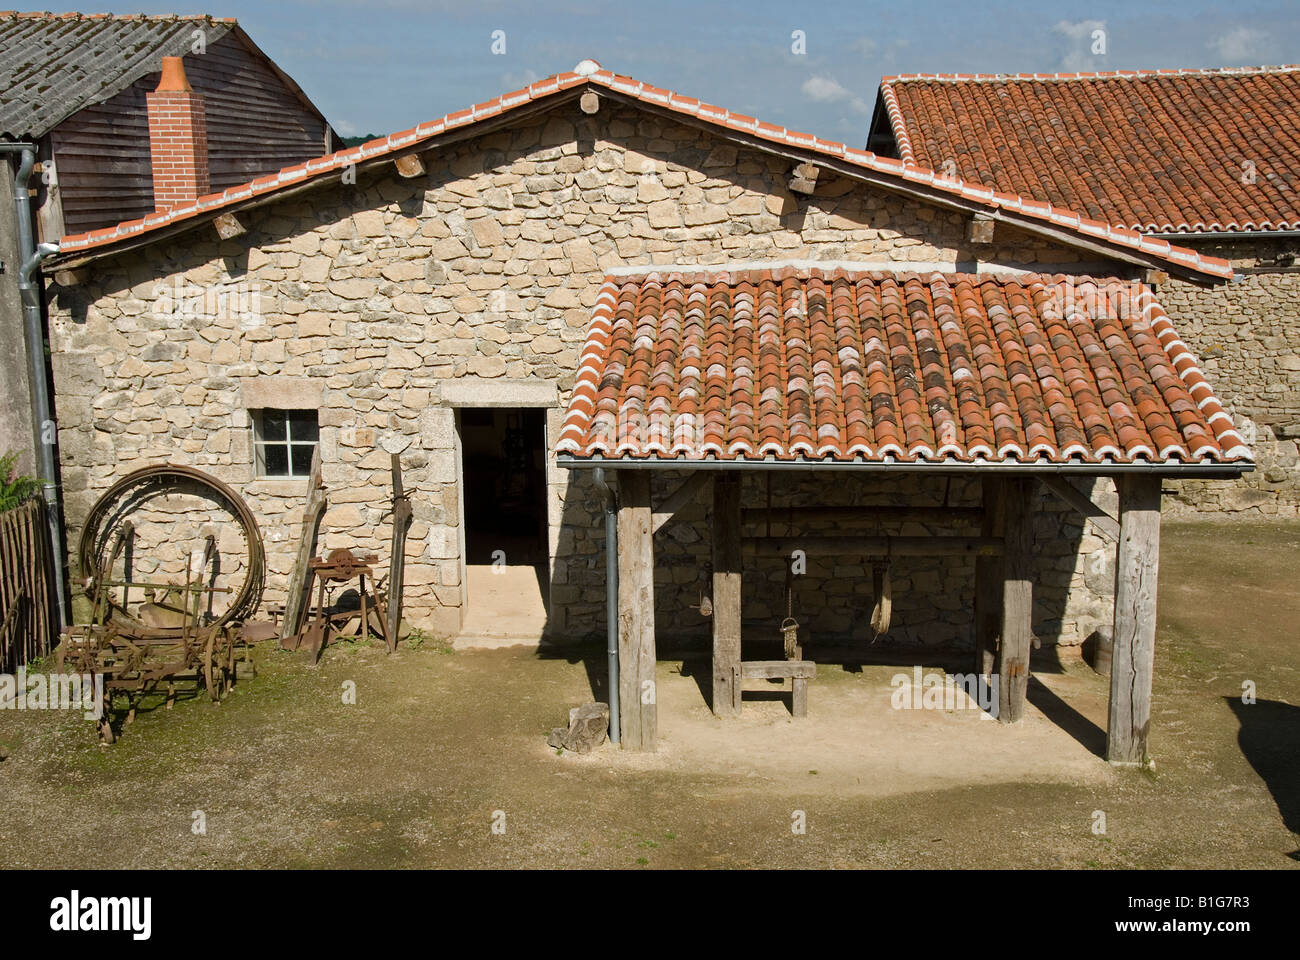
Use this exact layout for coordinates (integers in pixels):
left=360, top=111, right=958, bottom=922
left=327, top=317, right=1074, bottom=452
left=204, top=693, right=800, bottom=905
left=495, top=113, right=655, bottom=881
left=0, top=451, right=40, bottom=512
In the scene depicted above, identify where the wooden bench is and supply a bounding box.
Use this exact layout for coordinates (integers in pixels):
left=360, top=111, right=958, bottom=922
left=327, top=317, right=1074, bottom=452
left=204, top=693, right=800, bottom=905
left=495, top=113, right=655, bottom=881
left=735, top=660, right=817, bottom=717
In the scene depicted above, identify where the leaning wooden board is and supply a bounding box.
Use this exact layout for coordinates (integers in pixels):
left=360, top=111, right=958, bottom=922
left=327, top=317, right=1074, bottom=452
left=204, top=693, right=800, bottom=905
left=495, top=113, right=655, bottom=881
left=280, top=446, right=327, bottom=643
left=385, top=453, right=412, bottom=653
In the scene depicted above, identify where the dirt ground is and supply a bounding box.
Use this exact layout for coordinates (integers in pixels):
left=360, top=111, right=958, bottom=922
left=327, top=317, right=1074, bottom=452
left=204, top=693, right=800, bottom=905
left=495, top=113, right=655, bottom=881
left=1, top=520, right=1297, bottom=869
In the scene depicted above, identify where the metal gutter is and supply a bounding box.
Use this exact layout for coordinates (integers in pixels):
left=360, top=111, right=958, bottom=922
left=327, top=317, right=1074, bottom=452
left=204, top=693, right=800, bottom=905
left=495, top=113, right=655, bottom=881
left=558, top=455, right=1252, bottom=480
left=1, top=142, right=67, bottom=632
left=1146, top=230, right=1300, bottom=240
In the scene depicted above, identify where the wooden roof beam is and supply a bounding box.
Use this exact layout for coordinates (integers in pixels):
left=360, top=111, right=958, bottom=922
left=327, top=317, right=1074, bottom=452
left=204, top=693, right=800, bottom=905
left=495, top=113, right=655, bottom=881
left=788, top=162, right=819, bottom=195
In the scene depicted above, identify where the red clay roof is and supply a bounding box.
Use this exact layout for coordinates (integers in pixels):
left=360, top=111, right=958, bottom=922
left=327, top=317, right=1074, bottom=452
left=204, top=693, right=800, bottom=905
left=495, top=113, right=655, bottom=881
left=556, top=268, right=1250, bottom=467
left=880, top=66, right=1300, bottom=235
left=52, top=61, right=1232, bottom=280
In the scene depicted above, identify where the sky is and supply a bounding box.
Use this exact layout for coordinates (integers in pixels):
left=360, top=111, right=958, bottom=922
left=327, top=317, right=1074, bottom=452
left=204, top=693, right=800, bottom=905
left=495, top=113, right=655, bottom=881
left=132, top=0, right=1300, bottom=143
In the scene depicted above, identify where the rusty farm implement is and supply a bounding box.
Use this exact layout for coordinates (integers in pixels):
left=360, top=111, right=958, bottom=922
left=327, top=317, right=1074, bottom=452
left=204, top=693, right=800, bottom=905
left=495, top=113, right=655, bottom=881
left=54, top=465, right=267, bottom=742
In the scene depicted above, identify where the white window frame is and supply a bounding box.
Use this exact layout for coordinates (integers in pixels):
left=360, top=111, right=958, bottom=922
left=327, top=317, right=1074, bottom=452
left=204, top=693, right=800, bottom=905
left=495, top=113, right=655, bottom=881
left=252, top=409, right=319, bottom=478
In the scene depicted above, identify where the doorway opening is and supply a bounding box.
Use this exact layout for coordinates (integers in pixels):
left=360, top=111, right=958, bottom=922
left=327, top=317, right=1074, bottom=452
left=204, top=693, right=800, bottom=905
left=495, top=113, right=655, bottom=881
left=457, top=407, right=549, bottom=640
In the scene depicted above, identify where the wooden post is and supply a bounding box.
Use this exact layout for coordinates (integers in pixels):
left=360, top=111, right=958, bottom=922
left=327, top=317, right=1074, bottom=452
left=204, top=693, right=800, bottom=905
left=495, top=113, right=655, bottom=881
left=712, top=473, right=742, bottom=716
left=974, top=478, right=1004, bottom=677
left=1106, top=475, right=1162, bottom=765
left=998, top=478, right=1035, bottom=723
left=616, top=471, right=656, bottom=750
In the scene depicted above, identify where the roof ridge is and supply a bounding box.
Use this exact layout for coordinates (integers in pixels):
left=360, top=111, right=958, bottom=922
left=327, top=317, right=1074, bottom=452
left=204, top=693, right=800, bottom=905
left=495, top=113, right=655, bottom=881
left=1, top=11, right=237, bottom=21
left=881, top=64, right=1300, bottom=84
left=51, top=61, right=1233, bottom=280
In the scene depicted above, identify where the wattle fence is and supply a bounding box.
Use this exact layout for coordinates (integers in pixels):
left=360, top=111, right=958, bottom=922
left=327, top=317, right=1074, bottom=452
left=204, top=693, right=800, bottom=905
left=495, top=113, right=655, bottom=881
left=0, top=498, right=57, bottom=672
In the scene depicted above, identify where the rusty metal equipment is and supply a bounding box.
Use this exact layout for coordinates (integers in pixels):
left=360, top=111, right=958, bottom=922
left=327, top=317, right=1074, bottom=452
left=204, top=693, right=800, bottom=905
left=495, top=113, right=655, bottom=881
left=280, top=453, right=409, bottom=661
left=55, top=465, right=267, bottom=742
left=282, top=548, right=389, bottom=662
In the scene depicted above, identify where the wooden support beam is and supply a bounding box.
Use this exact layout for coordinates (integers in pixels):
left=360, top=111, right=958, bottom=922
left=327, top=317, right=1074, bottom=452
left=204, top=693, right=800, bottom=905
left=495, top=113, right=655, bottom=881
left=213, top=212, right=246, bottom=240
left=1040, top=476, right=1119, bottom=544
left=1106, top=475, right=1162, bottom=765
left=52, top=266, right=90, bottom=287
left=974, top=478, right=1004, bottom=677
left=394, top=154, right=426, bottom=178
left=616, top=471, right=657, bottom=750
left=967, top=213, right=996, bottom=244
left=998, top=478, right=1035, bottom=723
left=712, top=473, right=742, bottom=717
left=788, top=162, right=820, bottom=194
left=1143, top=268, right=1169, bottom=286
left=742, top=505, right=983, bottom=526
left=580, top=91, right=601, bottom=114
left=280, top=446, right=327, bottom=643
left=652, top=472, right=711, bottom=534
left=748, top=536, right=1002, bottom=558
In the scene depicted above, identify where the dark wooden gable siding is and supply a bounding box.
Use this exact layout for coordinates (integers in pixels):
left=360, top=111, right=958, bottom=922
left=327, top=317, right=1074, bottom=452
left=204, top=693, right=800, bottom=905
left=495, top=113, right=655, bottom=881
left=49, top=32, right=329, bottom=236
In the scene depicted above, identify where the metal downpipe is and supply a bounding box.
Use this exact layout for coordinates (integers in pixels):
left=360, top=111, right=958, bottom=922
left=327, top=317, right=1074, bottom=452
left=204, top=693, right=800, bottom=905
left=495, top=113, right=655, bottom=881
left=3, top=142, right=67, bottom=631
left=592, top=467, right=619, bottom=744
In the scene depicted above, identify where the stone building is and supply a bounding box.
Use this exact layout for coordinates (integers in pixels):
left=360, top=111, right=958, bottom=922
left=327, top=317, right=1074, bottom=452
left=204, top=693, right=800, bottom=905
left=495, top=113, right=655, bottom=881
left=867, top=66, right=1300, bottom=516
left=1, top=10, right=336, bottom=480
left=41, top=62, right=1247, bottom=648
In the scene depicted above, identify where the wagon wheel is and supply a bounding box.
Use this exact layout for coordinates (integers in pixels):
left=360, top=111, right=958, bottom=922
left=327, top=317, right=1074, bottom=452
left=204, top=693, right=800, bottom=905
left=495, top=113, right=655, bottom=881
left=77, top=465, right=266, bottom=629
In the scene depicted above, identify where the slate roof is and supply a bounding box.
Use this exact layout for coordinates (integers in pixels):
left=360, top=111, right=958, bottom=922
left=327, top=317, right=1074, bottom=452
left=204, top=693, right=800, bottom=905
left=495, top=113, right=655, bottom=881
left=0, top=11, right=237, bottom=139
left=556, top=268, right=1250, bottom=467
left=877, top=66, right=1300, bottom=235
left=50, top=60, right=1234, bottom=280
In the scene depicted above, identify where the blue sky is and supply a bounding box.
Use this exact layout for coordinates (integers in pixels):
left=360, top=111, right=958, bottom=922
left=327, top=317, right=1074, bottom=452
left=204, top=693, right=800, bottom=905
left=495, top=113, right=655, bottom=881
left=152, top=0, right=1300, bottom=142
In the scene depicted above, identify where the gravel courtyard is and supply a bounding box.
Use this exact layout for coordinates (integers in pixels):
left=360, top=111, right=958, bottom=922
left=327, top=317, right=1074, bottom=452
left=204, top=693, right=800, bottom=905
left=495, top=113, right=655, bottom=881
left=1, top=521, right=1296, bottom=869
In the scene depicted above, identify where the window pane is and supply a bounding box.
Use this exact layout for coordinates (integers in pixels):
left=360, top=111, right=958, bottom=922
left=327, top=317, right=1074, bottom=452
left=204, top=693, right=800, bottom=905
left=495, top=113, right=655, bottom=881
left=291, top=444, right=316, bottom=476
left=289, top=412, right=319, bottom=442
left=260, top=410, right=288, bottom=442
left=262, top=444, right=289, bottom=476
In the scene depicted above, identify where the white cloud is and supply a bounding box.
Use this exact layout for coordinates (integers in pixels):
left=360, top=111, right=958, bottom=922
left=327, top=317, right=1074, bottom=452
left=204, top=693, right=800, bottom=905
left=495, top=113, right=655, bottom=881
left=499, top=68, right=541, bottom=90
left=801, top=75, right=870, bottom=115
left=1053, top=18, right=1108, bottom=71
left=1208, top=26, right=1267, bottom=61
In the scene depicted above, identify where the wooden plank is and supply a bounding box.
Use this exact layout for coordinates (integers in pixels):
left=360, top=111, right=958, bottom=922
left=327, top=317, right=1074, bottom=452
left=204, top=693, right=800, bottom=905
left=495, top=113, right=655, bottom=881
left=651, top=473, right=711, bottom=534
left=712, top=473, right=742, bottom=717
left=1106, top=475, right=1162, bottom=765
left=1040, top=475, right=1120, bottom=544
left=998, top=478, right=1035, bottom=723
left=280, top=446, right=327, bottom=642
left=616, top=471, right=656, bottom=750
left=740, top=660, right=817, bottom=680
left=742, top=505, right=983, bottom=526
left=974, top=478, right=1004, bottom=677
left=385, top=454, right=412, bottom=653
left=791, top=677, right=809, bottom=717
left=749, top=536, right=1002, bottom=557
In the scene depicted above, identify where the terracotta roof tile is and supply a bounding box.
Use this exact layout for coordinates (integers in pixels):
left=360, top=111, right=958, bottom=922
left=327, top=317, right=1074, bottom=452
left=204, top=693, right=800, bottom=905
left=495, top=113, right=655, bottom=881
left=556, top=269, right=1251, bottom=466
left=881, top=66, right=1300, bottom=234
left=52, top=62, right=1233, bottom=280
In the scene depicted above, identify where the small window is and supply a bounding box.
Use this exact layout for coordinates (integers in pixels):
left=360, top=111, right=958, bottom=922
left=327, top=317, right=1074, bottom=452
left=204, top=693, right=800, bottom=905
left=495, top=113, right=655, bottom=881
left=253, top=409, right=319, bottom=478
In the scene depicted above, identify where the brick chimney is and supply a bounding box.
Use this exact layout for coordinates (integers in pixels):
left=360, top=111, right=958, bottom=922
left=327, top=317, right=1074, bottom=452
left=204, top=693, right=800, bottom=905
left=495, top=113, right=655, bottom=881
left=146, top=56, right=210, bottom=210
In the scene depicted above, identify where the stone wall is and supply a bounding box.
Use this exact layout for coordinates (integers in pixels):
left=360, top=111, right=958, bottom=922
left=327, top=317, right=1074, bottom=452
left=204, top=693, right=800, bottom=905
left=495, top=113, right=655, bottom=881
left=44, top=99, right=1164, bottom=643
left=1158, top=237, right=1300, bottom=517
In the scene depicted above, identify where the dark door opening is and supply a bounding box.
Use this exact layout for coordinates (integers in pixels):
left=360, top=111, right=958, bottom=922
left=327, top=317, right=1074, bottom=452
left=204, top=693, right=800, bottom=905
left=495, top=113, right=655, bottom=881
left=460, top=407, right=547, bottom=565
